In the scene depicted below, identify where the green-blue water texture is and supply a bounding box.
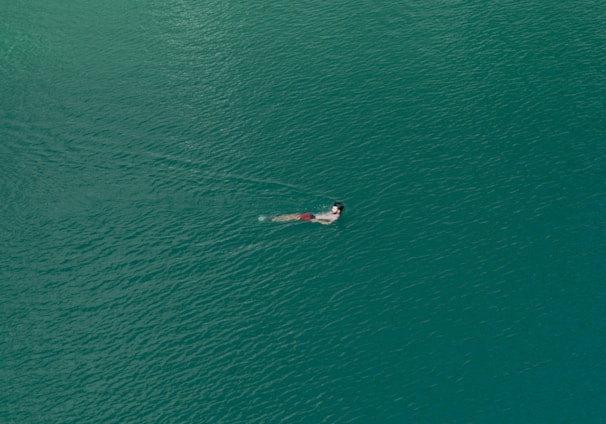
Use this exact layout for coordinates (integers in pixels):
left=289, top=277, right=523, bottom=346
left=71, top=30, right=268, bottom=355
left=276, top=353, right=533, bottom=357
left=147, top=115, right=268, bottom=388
left=2, top=1, right=605, bottom=422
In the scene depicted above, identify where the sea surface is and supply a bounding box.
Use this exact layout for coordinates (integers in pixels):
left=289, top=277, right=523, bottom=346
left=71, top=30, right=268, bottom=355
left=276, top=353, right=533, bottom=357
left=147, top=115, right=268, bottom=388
left=2, top=0, right=605, bottom=422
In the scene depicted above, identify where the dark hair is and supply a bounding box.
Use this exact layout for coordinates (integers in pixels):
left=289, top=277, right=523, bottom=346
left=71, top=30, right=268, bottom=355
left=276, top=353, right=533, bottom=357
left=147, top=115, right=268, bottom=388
left=333, top=202, right=344, bottom=213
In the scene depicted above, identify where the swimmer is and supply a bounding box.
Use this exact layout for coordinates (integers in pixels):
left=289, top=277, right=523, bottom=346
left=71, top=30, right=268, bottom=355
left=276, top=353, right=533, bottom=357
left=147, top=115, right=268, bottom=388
left=271, top=202, right=344, bottom=225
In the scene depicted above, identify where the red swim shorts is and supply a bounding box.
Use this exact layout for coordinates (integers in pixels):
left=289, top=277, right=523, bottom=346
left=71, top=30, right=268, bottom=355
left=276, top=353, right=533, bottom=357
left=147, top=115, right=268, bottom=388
left=298, top=212, right=315, bottom=221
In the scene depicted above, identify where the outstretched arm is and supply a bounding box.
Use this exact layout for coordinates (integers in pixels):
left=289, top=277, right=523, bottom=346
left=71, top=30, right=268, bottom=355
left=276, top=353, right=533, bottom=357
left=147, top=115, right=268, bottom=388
left=310, top=218, right=333, bottom=225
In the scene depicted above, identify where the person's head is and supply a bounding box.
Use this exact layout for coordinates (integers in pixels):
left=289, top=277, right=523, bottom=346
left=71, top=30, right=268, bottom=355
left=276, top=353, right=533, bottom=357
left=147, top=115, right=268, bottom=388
left=332, top=202, right=344, bottom=214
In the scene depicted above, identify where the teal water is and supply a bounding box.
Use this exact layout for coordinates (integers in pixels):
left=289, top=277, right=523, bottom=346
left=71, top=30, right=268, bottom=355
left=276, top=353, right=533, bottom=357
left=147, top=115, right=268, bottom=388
left=2, top=0, right=605, bottom=422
